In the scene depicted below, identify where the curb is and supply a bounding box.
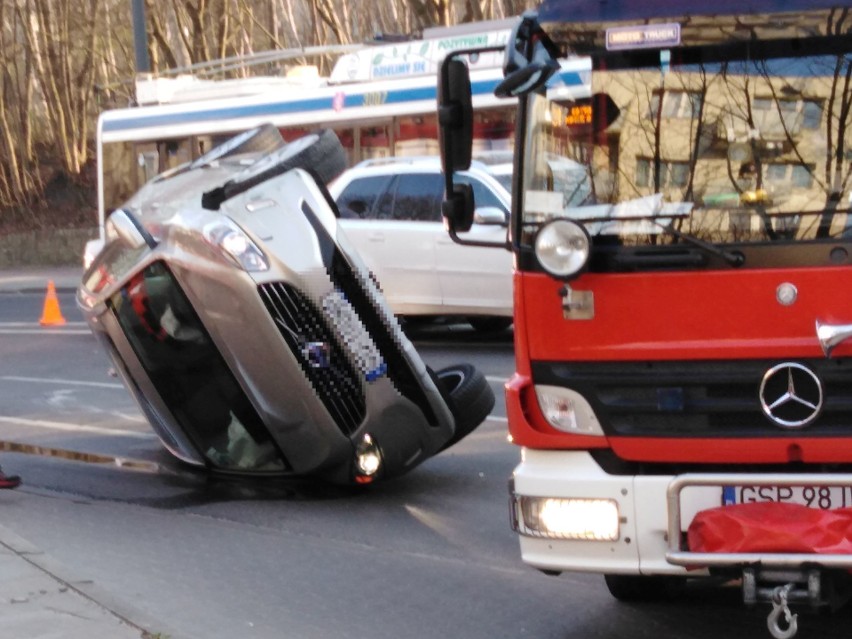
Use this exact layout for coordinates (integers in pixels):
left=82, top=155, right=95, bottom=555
left=0, top=522, right=185, bottom=639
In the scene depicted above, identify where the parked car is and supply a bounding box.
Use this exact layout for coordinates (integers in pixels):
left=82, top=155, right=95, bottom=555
left=77, top=125, right=494, bottom=485
left=329, top=157, right=514, bottom=332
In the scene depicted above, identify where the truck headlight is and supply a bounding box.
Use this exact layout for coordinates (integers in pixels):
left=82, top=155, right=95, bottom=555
left=513, top=496, right=619, bottom=541
left=203, top=217, right=269, bottom=272
left=535, top=385, right=603, bottom=436
left=534, top=219, right=590, bottom=280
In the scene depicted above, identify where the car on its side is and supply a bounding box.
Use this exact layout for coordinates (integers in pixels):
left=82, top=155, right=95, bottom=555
left=77, top=125, right=494, bottom=485
left=329, top=157, right=514, bottom=332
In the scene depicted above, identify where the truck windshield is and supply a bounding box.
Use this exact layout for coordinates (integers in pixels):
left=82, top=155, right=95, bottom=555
left=520, top=38, right=852, bottom=250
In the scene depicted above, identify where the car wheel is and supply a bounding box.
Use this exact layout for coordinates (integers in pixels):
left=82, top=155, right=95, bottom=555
left=202, top=128, right=348, bottom=209
left=467, top=316, right=513, bottom=333
left=603, top=575, right=682, bottom=602
left=430, top=363, right=495, bottom=451
left=190, top=123, right=287, bottom=169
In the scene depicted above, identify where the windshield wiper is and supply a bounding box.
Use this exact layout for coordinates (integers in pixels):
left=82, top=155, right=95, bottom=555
left=654, top=221, right=745, bottom=267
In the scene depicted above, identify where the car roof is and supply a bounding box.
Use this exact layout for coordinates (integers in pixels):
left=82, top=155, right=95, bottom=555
left=329, top=155, right=511, bottom=199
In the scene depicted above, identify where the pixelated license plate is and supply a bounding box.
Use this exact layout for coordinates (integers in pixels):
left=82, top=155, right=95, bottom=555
left=322, top=290, right=386, bottom=382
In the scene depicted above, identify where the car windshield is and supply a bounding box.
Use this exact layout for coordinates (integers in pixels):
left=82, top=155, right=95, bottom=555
left=520, top=37, right=852, bottom=247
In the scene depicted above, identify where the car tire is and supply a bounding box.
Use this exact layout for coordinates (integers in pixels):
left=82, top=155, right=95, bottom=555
left=202, top=129, right=348, bottom=209
left=191, top=123, right=287, bottom=169
left=430, top=363, right=495, bottom=451
left=603, top=575, right=683, bottom=602
left=467, top=316, right=513, bottom=333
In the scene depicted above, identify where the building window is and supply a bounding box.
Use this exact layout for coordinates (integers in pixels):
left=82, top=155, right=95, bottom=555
left=752, top=97, right=823, bottom=132
left=636, top=158, right=690, bottom=189
left=764, top=163, right=814, bottom=189
left=649, top=91, right=703, bottom=120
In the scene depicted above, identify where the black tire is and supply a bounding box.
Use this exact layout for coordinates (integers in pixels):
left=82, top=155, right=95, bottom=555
left=467, top=316, right=513, bottom=333
left=202, top=129, right=347, bottom=210
left=604, top=575, right=683, bottom=602
left=431, top=363, right=495, bottom=451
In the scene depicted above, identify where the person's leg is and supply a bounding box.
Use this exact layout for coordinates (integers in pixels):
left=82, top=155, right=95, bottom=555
left=0, top=466, right=21, bottom=489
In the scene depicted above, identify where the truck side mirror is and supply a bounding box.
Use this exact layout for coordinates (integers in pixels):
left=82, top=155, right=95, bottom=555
left=438, top=55, right=475, bottom=234
left=438, top=56, right=473, bottom=174
left=494, top=11, right=560, bottom=99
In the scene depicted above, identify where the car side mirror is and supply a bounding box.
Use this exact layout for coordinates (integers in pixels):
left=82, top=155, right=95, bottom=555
left=474, top=207, right=508, bottom=226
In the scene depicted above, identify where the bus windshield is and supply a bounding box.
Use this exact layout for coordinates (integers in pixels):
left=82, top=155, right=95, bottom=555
left=520, top=37, right=852, bottom=247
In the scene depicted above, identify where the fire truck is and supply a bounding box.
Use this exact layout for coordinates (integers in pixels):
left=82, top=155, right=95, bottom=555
left=438, top=1, right=852, bottom=636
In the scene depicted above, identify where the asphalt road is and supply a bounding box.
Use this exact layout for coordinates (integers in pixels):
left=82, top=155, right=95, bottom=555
left=2, top=289, right=852, bottom=639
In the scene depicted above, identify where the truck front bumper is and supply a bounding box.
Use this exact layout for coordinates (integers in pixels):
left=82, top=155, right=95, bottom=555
left=510, top=449, right=852, bottom=576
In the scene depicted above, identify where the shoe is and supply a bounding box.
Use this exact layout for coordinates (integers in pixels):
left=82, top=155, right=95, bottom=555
left=0, top=474, right=21, bottom=489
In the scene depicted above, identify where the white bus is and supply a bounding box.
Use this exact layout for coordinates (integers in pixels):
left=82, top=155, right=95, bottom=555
left=88, top=22, right=589, bottom=264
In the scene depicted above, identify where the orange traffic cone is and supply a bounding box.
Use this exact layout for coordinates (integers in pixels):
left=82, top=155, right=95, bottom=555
left=39, top=280, right=66, bottom=326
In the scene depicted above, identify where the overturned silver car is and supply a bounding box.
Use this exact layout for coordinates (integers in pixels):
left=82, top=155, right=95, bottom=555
left=78, top=125, right=494, bottom=485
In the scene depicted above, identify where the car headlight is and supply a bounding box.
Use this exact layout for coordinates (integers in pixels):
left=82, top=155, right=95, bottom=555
left=535, top=385, right=603, bottom=436
left=513, top=496, right=619, bottom=541
left=203, top=217, right=269, bottom=272
left=354, top=433, right=383, bottom=483
left=534, top=219, right=590, bottom=280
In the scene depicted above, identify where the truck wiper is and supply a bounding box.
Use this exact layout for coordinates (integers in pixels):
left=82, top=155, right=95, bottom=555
left=654, top=221, right=745, bottom=267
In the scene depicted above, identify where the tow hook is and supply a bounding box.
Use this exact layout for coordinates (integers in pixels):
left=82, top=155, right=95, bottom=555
left=767, top=584, right=798, bottom=639
left=743, top=569, right=822, bottom=639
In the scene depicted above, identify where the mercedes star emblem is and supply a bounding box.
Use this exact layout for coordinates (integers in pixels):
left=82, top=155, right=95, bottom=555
left=759, top=363, right=823, bottom=429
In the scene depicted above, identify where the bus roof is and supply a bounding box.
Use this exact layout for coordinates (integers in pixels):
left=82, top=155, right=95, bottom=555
left=537, top=0, right=851, bottom=22
left=98, top=61, right=589, bottom=144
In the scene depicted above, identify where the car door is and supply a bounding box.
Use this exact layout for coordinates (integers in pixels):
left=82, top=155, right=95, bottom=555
left=338, top=173, right=443, bottom=315
left=435, top=173, right=514, bottom=315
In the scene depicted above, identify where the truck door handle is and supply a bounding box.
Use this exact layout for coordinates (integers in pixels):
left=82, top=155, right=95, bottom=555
left=816, top=319, right=852, bottom=357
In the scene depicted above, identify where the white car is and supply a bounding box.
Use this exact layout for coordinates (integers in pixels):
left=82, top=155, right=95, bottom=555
left=329, top=157, right=514, bottom=332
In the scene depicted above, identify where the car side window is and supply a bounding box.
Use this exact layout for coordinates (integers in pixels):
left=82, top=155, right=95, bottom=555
left=455, top=175, right=508, bottom=214
left=391, top=173, right=444, bottom=222
left=374, top=176, right=398, bottom=220
left=336, top=175, right=393, bottom=219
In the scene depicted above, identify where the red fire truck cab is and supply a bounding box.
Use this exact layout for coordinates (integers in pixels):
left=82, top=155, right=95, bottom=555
left=439, top=0, right=852, bottom=634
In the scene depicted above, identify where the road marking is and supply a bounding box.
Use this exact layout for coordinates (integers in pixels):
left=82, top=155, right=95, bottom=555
left=0, top=322, right=87, bottom=327
left=1, top=375, right=124, bottom=390
left=0, top=329, right=91, bottom=335
left=485, top=375, right=508, bottom=384
left=0, top=415, right=153, bottom=439
left=0, top=321, right=90, bottom=335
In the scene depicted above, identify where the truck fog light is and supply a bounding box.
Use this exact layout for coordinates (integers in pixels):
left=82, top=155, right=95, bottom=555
left=203, top=217, right=269, bottom=272
left=534, top=219, right=590, bottom=280
left=354, top=434, right=382, bottom=482
left=514, top=496, right=619, bottom=541
left=535, top=385, right=603, bottom=435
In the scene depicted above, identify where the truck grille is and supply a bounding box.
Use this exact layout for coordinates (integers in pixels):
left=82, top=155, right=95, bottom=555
left=259, top=282, right=365, bottom=436
left=532, top=358, right=852, bottom=438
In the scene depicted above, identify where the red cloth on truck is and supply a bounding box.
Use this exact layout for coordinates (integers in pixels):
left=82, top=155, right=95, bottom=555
left=688, top=502, right=852, bottom=554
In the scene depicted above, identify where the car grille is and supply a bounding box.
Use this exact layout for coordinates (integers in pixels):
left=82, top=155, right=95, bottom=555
left=259, top=282, right=366, bottom=436
left=532, top=358, right=852, bottom=438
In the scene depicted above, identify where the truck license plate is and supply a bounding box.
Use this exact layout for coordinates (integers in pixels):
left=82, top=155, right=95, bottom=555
left=724, top=485, right=852, bottom=510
